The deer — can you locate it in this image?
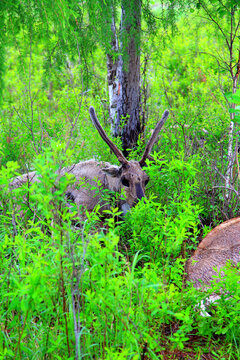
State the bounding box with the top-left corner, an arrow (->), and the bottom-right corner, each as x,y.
185,217 -> 240,315
9,106 -> 169,218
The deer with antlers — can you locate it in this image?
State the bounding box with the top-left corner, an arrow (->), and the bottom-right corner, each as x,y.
10,107 -> 169,217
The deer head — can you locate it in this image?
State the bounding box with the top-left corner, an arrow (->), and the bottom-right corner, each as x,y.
89,107 -> 169,212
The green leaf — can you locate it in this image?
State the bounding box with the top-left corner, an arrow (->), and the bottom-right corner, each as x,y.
231,94 -> 240,102
234,116 -> 240,125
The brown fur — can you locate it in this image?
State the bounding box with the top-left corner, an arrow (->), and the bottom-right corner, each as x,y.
9,106 -> 169,220
9,159 -> 149,215
186,217 -> 240,288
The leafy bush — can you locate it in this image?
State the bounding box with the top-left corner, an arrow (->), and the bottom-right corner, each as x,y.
1,7 -> 240,360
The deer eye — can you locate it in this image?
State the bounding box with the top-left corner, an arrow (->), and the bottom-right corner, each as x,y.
121,177 -> 130,187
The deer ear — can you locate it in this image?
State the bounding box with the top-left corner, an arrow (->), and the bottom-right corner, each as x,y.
102,165 -> 121,177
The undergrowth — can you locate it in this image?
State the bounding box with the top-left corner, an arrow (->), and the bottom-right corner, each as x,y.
0,149 -> 239,359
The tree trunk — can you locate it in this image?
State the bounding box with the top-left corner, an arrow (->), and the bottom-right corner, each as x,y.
225,68 -> 239,199
106,11 -> 119,135
116,0 -> 141,156
225,120 -> 234,198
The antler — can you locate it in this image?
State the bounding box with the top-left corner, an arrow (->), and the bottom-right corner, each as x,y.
139,110 -> 169,167
89,106 -> 128,166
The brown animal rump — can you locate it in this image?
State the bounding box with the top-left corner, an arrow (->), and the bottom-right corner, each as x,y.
186,217 -> 240,289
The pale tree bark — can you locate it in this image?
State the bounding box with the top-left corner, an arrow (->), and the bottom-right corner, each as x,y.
225,41 -> 240,199
106,11 -> 120,135
226,121 -> 234,194
225,79 -> 236,199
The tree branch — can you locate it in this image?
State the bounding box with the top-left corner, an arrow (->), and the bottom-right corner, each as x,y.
199,0 -> 230,49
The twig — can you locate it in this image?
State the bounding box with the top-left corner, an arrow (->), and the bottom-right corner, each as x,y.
236,141 -> 240,180
214,166 -> 239,196
28,29 -> 39,155
199,0 -> 230,49
11,203 -> 17,238
37,105 -> 44,152
64,38 -> 85,157
14,310 -> 29,360
210,185 -> 239,196
70,223 -> 90,360
161,75 -> 177,121
233,19 -> 240,43
60,230 -> 71,357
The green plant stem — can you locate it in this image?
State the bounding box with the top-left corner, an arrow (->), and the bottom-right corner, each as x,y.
60,231 -> 71,357
14,309 -> 29,360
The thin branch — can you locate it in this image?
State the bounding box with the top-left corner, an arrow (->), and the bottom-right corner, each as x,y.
235,137 -> 240,181
161,75 -> 177,122
214,165 -> 238,197
199,1 -> 230,49
14,310 -> 29,360
70,223 -> 90,360
210,185 -> 239,196
63,37 -> 85,157
233,18 -> 240,43
218,0 -> 231,13
229,7 -> 235,78
198,51 -> 227,72
37,105 -> 44,152
13,106 -> 31,132
13,105 -> 39,155
234,49 -> 240,81
60,233 -> 71,357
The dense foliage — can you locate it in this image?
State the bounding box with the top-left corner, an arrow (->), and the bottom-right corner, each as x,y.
1,1 -> 240,359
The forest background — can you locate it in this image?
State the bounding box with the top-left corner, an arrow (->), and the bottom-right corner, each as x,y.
1,0 -> 240,359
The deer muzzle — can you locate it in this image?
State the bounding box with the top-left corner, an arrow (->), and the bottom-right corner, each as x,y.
134,183 -> 145,205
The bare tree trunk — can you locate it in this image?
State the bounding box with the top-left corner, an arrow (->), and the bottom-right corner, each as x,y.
225,50 -> 240,199
226,120 -> 235,199
106,11 -> 120,135
141,54 -> 150,133
116,0 -> 141,156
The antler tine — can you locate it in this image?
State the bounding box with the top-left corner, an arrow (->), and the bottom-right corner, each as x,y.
89,106 -> 128,165
139,110 -> 169,166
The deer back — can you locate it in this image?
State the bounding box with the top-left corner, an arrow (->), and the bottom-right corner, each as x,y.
186,217 -> 240,289
10,171 -> 38,189
8,107 -> 169,218
9,160 -> 117,211
61,160 -> 121,212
